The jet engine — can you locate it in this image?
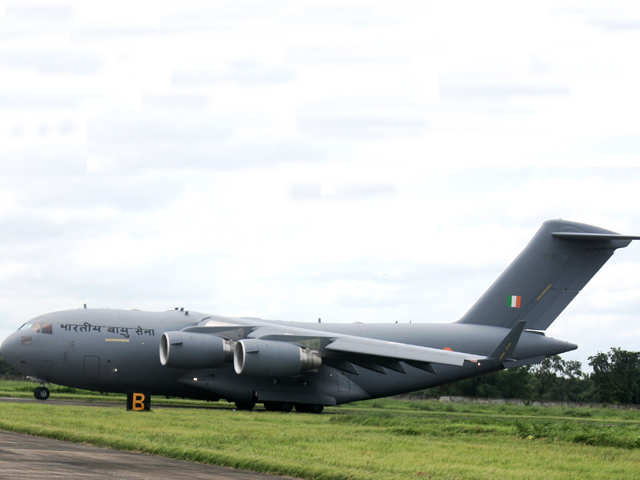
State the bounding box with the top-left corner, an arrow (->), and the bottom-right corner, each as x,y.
233,339 -> 322,377
159,331 -> 233,368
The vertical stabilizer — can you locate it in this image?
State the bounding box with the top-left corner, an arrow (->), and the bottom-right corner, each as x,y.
457,220 -> 638,330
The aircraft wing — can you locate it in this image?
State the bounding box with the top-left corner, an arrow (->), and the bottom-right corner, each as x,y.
185,317 -> 529,375
250,325 -> 487,368
183,325 -> 256,340
323,336 -> 485,367
183,317 -> 259,340
185,318 -> 488,369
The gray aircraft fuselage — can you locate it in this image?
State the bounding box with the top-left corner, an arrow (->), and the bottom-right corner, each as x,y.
0,309 -> 573,406
1,219 -> 638,410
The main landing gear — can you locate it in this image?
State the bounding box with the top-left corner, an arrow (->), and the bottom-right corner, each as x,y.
294,403 -> 323,414
34,386 -> 50,401
234,400 -> 256,411
236,400 -> 323,413
264,401 -> 293,412
263,401 -> 323,413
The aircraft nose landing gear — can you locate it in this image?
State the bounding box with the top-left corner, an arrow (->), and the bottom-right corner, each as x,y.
34,386 -> 50,401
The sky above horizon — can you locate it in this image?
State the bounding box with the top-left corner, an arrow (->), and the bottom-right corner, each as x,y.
1,1 -> 640,367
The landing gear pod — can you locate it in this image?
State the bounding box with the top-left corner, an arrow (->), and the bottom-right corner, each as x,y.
233,339 -> 321,377
159,331 -> 233,368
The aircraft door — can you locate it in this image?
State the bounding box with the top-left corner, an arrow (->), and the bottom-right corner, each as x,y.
83,355 -> 100,380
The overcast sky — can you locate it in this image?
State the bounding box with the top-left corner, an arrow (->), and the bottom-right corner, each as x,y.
1,1 -> 639,366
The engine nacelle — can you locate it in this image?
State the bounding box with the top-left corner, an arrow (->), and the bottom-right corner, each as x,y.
233,339 -> 322,377
159,331 -> 232,369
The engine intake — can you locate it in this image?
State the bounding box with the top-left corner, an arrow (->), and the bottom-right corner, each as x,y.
233,339 -> 322,377
159,331 -> 232,369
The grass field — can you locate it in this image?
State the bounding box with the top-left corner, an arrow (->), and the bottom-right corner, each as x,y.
1,381 -> 639,479
0,379 -> 215,406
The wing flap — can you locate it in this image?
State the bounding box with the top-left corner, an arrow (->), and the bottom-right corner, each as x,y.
325,337 -> 485,367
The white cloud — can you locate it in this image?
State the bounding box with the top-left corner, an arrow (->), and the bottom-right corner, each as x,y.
1,1 -> 640,365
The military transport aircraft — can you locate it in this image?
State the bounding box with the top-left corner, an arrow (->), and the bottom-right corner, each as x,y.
2,220 -> 639,413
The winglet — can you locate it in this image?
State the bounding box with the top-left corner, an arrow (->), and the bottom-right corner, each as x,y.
490,320 -> 526,363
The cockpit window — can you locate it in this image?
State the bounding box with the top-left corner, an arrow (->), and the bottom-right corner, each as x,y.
34,322 -> 53,334
18,321 -> 52,334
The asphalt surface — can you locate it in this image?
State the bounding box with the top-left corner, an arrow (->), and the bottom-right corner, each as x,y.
0,429 -> 295,480
0,397 -> 293,479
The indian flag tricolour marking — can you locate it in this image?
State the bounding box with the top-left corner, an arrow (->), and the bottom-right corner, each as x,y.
507,295 -> 522,308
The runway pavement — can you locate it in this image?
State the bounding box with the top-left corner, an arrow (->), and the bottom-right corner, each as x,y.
0,429 -> 295,480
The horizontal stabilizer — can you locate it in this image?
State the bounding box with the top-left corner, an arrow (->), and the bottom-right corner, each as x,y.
552,232 -> 640,241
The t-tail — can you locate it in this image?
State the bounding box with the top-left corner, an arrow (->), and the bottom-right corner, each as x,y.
458,219 -> 640,330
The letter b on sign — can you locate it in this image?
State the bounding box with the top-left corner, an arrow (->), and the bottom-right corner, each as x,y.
126,392 -> 151,411
132,393 -> 145,410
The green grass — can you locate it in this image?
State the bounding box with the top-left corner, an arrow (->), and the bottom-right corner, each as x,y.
0,379 -> 222,406
0,379 -> 121,399
0,384 -> 639,480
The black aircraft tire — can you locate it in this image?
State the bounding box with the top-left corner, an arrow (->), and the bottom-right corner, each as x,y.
295,403 -> 323,414
34,386 -> 50,401
235,400 -> 255,411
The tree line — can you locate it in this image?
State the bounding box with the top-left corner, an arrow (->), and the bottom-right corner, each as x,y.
1,347 -> 639,404
427,348 -> 640,404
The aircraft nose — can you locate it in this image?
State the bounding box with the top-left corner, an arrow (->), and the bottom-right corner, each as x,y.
0,333 -> 19,365
1,335 -> 9,356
